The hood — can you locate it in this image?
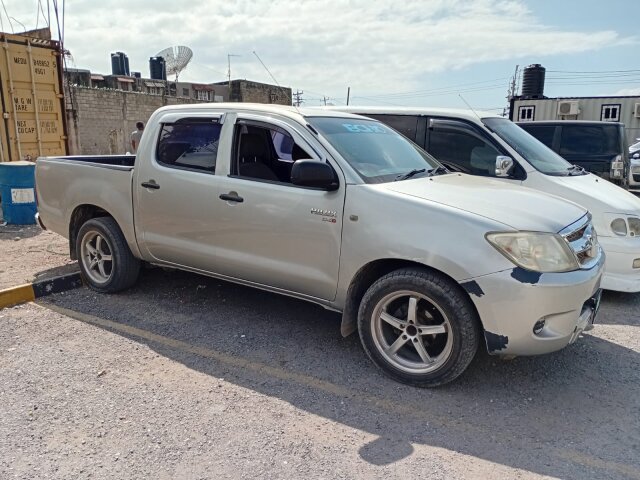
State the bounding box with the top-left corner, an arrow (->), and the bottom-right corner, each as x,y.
542,173 -> 640,214
382,173 -> 586,232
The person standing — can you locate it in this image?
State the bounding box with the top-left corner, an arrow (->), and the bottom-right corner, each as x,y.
130,122 -> 144,154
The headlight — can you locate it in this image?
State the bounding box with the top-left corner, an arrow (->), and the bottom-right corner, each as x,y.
629,217 -> 640,237
611,218 -> 628,236
486,232 -> 579,273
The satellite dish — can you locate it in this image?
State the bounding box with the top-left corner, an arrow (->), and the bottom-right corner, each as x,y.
155,46 -> 193,81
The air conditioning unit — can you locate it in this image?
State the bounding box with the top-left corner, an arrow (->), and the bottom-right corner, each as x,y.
557,100 -> 580,116
634,103 -> 640,118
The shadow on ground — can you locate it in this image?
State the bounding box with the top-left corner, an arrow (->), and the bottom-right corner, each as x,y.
39,268 -> 640,480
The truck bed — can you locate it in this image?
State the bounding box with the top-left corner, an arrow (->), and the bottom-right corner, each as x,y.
35,155 -> 137,245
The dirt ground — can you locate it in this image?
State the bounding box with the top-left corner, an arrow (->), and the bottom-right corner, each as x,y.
1,229 -> 639,479
0,225 -> 77,290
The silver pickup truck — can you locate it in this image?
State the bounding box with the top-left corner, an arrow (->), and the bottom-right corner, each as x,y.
35,104 -> 603,386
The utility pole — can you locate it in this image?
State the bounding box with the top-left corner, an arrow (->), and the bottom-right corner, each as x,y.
227,54 -> 241,89
346,87 -> 350,106
507,65 -> 519,101
293,90 -> 304,107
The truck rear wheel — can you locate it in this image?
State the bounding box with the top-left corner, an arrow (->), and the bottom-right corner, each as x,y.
358,268 -> 480,387
76,217 -> 140,293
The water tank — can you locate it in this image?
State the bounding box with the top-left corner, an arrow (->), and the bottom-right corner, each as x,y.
110,52 -> 130,76
149,57 -> 167,81
521,64 -> 546,98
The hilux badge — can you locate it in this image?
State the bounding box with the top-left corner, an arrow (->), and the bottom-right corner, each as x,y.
311,208 -> 337,218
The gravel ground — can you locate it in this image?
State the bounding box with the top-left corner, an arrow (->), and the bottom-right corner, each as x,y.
0,225 -> 77,290
1,266 -> 639,479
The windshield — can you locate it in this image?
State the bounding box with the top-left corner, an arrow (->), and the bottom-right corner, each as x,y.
307,117 -> 441,183
483,118 -> 573,175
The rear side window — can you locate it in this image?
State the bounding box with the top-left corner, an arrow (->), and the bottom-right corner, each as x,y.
156,119 -> 221,173
559,125 -> 620,156
366,114 -> 419,142
520,125 -> 556,149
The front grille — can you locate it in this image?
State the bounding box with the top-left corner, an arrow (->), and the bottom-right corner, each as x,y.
560,216 -> 600,269
633,173 -> 640,182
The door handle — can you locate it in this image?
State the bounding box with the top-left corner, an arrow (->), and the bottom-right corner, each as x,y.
141,181 -> 160,190
219,192 -> 244,203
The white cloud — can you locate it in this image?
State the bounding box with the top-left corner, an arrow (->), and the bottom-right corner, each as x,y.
2,0 -> 633,103
611,87 -> 640,96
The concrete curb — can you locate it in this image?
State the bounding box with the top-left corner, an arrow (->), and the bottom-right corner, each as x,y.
0,272 -> 82,309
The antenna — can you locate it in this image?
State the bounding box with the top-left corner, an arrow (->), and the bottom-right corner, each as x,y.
458,94 -> 482,122
253,50 -> 299,113
155,46 -> 193,81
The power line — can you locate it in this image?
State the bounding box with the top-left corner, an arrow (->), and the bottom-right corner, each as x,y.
359,77 -> 510,100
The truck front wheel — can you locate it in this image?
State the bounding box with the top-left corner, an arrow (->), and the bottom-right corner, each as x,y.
358,268 -> 480,387
76,217 -> 140,293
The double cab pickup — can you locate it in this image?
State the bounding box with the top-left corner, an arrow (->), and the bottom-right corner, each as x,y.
35,104 -> 603,386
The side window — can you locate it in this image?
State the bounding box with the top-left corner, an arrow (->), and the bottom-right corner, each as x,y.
600,104 -> 621,122
366,114 -> 419,141
156,119 -> 221,173
521,125 -> 556,149
428,121 -> 501,176
517,106 -> 535,122
234,123 -> 313,183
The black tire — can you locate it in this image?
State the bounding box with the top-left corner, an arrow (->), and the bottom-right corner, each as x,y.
358,267 -> 480,387
76,217 -> 140,293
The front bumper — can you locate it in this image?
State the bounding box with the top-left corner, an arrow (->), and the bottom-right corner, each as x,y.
463,253 -> 604,356
599,236 -> 640,292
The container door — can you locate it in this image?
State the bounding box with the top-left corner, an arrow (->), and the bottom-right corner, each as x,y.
0,33 -> 67,162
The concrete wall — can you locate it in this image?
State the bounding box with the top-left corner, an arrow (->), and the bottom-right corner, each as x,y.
65,86 -> 205,155
225,80 -> 292,105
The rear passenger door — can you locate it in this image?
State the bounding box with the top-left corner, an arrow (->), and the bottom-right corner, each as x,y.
135,114 -> 227,269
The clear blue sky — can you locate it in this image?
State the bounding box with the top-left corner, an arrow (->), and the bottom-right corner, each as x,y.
3,0 -> 638,111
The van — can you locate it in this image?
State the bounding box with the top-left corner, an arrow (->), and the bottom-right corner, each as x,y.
327,107 -> 640,293
516,121 -> 630,189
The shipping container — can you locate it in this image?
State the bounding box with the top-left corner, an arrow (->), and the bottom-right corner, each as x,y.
0,31 -> 67,162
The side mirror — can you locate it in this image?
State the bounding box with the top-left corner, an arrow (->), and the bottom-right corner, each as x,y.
291,160 -> 338,190
495,155 -> 514,177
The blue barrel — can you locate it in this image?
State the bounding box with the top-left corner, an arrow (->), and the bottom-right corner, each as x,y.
0,161 -> 37,225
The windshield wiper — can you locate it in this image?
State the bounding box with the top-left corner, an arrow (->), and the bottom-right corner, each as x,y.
395,168 -> 426,181
567,164 -> 587,176
426,166 -> 449,176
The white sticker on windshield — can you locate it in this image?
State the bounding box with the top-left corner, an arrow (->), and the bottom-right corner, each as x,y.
342,123 -> 387,133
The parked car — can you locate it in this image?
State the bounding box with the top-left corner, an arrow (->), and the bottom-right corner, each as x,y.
328,107 -> 640,292
516,120 -> 630,189
35,104 -> 603,387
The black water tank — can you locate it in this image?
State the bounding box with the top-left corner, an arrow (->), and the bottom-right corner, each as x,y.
522,64 -> 546,98
149,57 -> 167,81
110,52 -> 130,76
